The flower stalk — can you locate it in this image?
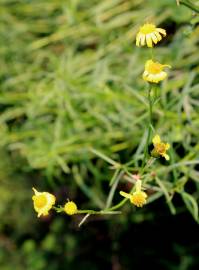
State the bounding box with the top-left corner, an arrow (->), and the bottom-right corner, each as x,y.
178,0 -> 199,12
141,85 -> 153,171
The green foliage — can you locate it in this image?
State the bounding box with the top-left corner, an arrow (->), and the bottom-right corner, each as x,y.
0,0 -> 199,269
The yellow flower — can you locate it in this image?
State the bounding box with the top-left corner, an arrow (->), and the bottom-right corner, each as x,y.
143,59 -> 171,83
64,201 -> 78,215
120,180 -> 147,207
136,23 -> 166,47
151,134 -> 170,160
32,188 -> 56,217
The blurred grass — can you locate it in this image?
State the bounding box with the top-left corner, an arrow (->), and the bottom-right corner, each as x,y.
1,0 -> 198,169
0,0 -> 199,269
0,0 -> 199,209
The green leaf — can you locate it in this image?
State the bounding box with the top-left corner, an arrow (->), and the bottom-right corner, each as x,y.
181,192 -> 199,222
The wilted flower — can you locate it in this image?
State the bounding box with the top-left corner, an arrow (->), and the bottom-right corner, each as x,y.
120,180 -> 147,207
32,188 -> 56,217
64,201 -> 78,215
151,134 -> 170,160
143,59 -> 171,83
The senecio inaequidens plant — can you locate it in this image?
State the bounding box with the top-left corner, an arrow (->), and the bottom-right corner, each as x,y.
32,15 -> 197,225
32,21 -> 172,223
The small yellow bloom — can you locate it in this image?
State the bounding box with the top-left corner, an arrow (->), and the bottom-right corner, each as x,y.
143,59 -> 171,83
120,180 -> 147,207
32,188 -> 56,217
136,23 -> 166,47
151,134 -> 170,160
64,201 -> 78,215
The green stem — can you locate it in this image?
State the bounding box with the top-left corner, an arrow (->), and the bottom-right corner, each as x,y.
78,84 -> 159,217
179,0 -> 199,12
105,86 -> 155,213
141,85 -> 153,170
155,176 -> 176,215
105,170 -> 124,208
150,48 -> 154,60
54,206 -> 121,215
100,158 -> 157,212
141,157 -> 156,175
148,86 -> 153,129
77,210 -> 121,215
107,198 -> 128,211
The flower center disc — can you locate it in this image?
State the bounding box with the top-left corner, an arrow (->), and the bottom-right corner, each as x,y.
140,24 -> 156,34
148,62 -> 162,74
130,192 -> 146,207
156,143 -> 166,154
34,195 -> 47,208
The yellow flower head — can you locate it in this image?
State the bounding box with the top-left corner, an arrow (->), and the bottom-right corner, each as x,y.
120,180 -> 147,207
136,23 -> 166,47
151,134 -> 170,160
64,201 -> 78,215
143,59 -> 171,83
32,188 -> 56,217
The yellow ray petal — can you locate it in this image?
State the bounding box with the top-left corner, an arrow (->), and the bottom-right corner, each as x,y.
136,33 -> 141,46
146,34 -> 153,47
120,191 -> 132,199
154,31 -> 162,41
151,32 -> 158,44
162,153 -> 170,160
32,187 -> 39,195
165,143 -> 170,150
152,135 -> 161,145
156,71 -> 167,81
156,28 -> 166,36
140,33 -> 145,46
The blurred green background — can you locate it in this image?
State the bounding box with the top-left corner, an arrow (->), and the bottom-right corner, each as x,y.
0,0 -> 199,269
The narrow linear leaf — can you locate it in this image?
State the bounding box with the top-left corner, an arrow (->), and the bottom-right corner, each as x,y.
181,192 -> 198,222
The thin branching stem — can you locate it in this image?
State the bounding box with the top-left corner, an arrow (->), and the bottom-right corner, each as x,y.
141,84 -> 153,171
179,0 -> 199,12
